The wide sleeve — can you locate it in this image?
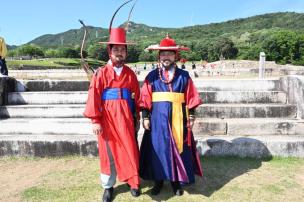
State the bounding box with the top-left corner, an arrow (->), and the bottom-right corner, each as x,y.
185,78 -> 202,109
131,74 -> 141,121
83,70 -> 103,124
140,79 -> 153,111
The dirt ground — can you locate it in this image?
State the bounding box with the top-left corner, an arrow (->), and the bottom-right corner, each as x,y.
1,156 -> 303,202
0,158 -> 88,202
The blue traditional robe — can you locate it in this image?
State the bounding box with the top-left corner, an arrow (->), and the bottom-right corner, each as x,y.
139,67 -> 203,183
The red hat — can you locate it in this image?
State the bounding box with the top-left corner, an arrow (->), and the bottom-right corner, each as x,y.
98,28 -> 135,45
146,34 -> 189,51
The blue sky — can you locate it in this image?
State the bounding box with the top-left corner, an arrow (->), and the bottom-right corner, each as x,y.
1,0 -> 304,45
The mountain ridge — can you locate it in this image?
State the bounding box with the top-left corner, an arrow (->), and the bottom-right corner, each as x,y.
26,12 -> 304,48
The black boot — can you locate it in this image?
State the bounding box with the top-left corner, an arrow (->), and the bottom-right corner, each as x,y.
170,181 -> 184,196
102,187 -> 114,202
151,180 -> 163,195
130,188 -> 140,197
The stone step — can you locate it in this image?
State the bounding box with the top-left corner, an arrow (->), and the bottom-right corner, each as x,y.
15,79 -> 281,92
1,118 -> 303,136
0,104 -> 297,119
8,91 -> 88,105
200,91 -> 286,104
196,104 -> 297,118
0,133 -> 303,157
0,118 -> 92,135
7,91 -> 287,105
0,104 -> 85,118
15,80 -> 90,92
193,118 -> 304,135
0,118 -> 303,157
196,135 -> 304,158
195,79 -> 281,91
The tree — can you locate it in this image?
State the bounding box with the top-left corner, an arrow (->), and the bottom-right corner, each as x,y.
45,49 -> 59,58
237,45 -> 262,60
196,45 -> 209,61
127,45 -> 141,63
138,51 -> 157,62
88,44 -> 108,61
17,44 -> 45,57
57,47 -> 79,58
215,38 -> 238,59
179,51 -> 201,61
293,34 -> 304,64
7,49 -> 18,57
263,30 -> 297,64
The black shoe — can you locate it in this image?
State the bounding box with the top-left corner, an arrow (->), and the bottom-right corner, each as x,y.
170,181 -> 184,196
102,187 -> 114,202
130,188 -> 140,197
151,180 -> 163,195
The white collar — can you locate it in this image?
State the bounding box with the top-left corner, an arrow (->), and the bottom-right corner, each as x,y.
113,66 -> 123,76
108,59 -> 124,76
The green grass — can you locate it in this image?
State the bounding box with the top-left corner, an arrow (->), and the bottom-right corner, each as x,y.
0,156 -> 303,202
7,58 -> 103,69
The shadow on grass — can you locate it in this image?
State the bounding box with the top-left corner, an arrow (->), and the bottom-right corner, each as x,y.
123,137 -> 273,200
195,137 -> 273,197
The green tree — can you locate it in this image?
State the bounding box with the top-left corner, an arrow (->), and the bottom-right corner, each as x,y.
238,45 -> 262,60
17,44 -> 45,57
216,37 -> 238,59
138,51 -> 157,62
293,34 -> 304,64
56,47 -> 79,58
7,49 -> 18,57
45,49 -> 58,58
263,30 -> 297,64
88,44 -> 108,61
127,45 -> 141,63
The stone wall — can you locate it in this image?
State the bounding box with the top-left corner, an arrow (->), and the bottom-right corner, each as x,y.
280,75 -> 304,119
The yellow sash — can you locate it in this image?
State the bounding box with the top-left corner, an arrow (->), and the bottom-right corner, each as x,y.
152,92 -> 185,153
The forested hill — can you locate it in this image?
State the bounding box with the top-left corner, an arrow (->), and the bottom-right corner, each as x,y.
7,12 -> 304,65
28,12 -> 304,47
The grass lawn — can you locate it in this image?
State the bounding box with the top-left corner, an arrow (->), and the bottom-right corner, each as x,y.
0,156 -> 303,202
7,58 -> 102,69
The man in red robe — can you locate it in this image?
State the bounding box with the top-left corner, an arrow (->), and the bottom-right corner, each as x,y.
140,34 -> 203,196
84,27 -> 140,202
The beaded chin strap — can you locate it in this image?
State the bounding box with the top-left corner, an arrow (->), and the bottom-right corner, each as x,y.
157,62 -> 177,84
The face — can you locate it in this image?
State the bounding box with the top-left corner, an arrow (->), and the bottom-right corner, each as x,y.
110,45 -> 127,66
159,50 -> 176,68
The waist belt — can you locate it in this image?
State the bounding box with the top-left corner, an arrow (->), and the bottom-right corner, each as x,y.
102,88 -> 135,114
152,92 -> 185,153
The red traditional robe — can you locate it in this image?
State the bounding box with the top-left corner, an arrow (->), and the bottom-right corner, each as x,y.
84,63 -> 140,188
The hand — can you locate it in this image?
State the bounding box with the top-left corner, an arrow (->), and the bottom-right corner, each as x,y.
143,119 -> 150,130
92,123 -> 103,135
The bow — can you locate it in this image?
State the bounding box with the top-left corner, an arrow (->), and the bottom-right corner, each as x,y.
79,0 -> 138,81
79,19 -> 95,81
126,0 -> 138,32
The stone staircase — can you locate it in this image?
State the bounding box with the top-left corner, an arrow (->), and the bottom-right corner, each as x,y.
0,77 -> 304,157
